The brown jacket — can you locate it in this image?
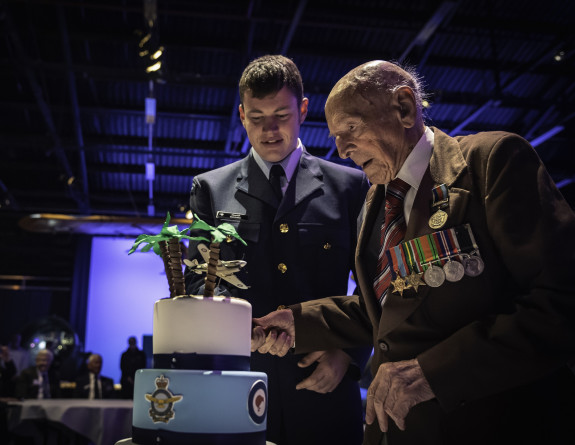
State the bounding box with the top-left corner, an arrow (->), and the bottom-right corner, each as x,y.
292,127 -> 575,445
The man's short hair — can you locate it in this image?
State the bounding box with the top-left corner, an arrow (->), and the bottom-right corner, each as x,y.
239,55 -> 304,107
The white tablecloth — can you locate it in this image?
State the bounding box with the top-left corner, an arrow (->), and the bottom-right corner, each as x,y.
8,399 -> 133,445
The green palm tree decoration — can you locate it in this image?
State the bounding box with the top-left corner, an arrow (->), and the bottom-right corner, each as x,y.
129,212 -> 246,298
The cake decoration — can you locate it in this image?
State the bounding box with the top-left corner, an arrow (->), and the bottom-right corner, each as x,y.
128,212 -> 247,298
248,380 -> 267,425
144,375 -> 182,423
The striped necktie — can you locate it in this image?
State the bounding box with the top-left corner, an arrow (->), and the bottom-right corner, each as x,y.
373,178 -> 410,306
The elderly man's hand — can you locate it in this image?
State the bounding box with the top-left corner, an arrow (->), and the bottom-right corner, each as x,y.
366,358 -> 435,432
296,349 -> 351,393
251,309 -> 295,357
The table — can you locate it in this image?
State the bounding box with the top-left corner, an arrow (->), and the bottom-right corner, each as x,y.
6,399 -> 133,445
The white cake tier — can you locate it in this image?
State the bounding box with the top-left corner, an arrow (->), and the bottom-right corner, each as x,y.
153,295 -> 252,358
132,369 -> 267,444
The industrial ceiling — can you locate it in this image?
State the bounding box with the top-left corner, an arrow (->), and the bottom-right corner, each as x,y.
1,0 -> 574,285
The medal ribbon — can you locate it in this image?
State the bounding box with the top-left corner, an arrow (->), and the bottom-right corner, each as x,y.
431,184 -> 449,209
389,225 -> 481,272
386,245 -> 409,279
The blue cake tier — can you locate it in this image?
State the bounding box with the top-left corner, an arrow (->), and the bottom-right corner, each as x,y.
132,369 -> 267,445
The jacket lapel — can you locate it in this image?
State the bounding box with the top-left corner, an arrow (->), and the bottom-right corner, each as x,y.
361,127 -> 473,336
355,184 -> 387,326
235,155 -> 279,208
276,150 -> 324,219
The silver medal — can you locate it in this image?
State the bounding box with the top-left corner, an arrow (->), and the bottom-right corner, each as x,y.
463,255 -> 484,277
423,265 -> 445,287
443,260 -> 465,282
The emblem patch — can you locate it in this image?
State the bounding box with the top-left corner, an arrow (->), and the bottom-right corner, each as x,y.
247,380 -> 267,424
145,375 -> 183,423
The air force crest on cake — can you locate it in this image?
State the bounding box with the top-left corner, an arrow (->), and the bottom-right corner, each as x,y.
145,375 -> 183,423
248,380 -> 267,425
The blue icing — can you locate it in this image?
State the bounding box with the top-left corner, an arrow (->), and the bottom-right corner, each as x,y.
133,369 -> 267,434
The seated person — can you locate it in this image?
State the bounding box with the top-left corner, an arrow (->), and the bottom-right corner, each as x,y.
15,349 -> 61,399
74,353 -> 116,399
0,345 -> 17,397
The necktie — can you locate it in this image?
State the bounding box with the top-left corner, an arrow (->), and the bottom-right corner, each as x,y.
95,376 -> 101,399
269,164 -> 285,199
373,178 -> 411,306
42,372 -> 51,399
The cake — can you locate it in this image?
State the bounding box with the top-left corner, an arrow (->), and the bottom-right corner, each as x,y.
131,295 -> 268,444
120,213 -> 268,445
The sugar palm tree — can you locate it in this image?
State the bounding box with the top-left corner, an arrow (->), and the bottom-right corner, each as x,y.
129,212 -> 246,298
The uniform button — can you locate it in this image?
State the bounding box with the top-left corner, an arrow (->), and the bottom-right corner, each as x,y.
277,263 -> 287,273
323,243 -> 331,250
379,341 -> 389,352
279,223 -> 289,233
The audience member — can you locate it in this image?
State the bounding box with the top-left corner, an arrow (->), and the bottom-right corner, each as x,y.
15,349 -> 61,399
75,353 -> 116,399
120,336 -> 146,399
7,333 -> 31,376
0,345 -> 17,397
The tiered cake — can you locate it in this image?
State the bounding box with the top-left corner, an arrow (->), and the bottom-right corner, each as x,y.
120,214 -> 267,444
130,295 -> 268,444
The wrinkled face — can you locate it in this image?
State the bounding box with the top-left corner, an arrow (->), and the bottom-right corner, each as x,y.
325,91 -> 409,185
36,351 -> 52,373
87,355 -> 103,374
239,86 -> 308,163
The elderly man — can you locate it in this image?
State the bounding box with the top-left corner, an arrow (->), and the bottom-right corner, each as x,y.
15,349 -> 60,399
252,60 -> 575,445
75,353 -> 116,399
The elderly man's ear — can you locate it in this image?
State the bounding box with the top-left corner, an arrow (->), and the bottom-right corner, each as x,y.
395,86 -> 417,129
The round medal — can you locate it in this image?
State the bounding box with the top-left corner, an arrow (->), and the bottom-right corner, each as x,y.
428,209 -> 448,229
423,265 -> 445,287
443,260 -> 465,282
463,255 -> 485,277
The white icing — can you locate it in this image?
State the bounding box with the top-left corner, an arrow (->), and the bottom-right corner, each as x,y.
153,295 -> 252,357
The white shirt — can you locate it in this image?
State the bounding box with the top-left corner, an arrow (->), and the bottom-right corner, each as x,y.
89,372 -> 102,399
251,140 -> 303,195
393,126 -> 434,225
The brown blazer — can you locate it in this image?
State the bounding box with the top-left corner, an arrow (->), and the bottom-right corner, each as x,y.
292,127 -> 575,445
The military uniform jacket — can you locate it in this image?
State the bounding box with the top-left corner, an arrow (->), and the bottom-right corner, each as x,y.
185,148 -> 371,445
292,127 -> 575,445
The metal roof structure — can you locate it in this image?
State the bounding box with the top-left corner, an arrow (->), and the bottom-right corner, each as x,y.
1,0 -> 574,284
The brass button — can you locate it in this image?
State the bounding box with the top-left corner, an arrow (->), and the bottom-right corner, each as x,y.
277,263 -> 287,273
279,223 -> 289,233
323,243 -> 331,250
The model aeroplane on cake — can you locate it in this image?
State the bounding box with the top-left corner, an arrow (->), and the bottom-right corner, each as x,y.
183,243 -> 248,289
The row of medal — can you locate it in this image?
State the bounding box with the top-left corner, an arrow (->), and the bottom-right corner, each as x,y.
387,223 -> 484,295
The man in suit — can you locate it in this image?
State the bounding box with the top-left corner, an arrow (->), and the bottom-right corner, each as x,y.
75,353 -> 116,399
15,349 -> 61,399
120,336 -> 146,399
185,54 -> 371,445
0,345 -> 17,397
252,60 -> 575,445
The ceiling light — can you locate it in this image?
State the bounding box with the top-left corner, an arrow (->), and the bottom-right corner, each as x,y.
152,47 -> 164,60
146,61 -> 162,73
554,50 -> 565,62
139,33 -> 151,48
